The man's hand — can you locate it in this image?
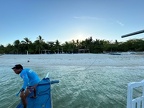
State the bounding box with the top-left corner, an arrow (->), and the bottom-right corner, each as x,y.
20,88 -> 25,92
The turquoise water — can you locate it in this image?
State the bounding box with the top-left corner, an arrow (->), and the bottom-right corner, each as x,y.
0,54 -> 144,108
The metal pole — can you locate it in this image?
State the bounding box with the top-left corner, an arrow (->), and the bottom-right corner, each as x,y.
121,30 -> 144,38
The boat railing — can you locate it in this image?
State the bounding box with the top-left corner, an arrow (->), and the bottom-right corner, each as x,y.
127,80 -> 144,108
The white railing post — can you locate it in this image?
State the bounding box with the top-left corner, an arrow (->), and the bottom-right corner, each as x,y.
127,81 -> 144,108
127,83 -> 133,108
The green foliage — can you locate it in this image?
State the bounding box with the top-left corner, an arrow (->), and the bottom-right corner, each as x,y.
1,36 -> 144,54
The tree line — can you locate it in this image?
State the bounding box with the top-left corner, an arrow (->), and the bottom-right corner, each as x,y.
0,35 -> 144,54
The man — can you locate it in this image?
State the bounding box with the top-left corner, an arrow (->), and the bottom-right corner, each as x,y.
12,64 -> 40,108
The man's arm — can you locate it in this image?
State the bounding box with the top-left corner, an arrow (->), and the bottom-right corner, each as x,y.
21,73 -> 29,90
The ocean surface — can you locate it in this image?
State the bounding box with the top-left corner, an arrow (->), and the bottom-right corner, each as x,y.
0,54 -> 144,108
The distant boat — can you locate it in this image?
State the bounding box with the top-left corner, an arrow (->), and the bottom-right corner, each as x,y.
133,52 -> 144,55
109,52 -> 121,55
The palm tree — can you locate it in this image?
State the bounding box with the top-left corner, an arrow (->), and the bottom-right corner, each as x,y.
21,37 -> 31,54
5,44 -> 14,54
13,40 -> 20,54
68,40 -> 75,53
37,35 -> 44,43
21,37 -> 31,44
46,41 -> 55,53
76,39 -> 80,47
35,35 -> 44,54
0,45 -> 5,54
55,40 -> 60,53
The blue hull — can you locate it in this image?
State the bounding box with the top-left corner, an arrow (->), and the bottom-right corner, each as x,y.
16,78 -> 59,108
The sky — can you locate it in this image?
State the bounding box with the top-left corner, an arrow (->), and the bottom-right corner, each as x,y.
0,0 -> 144,46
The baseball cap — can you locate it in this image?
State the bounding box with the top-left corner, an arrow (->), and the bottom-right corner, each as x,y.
12,64 -> 23,69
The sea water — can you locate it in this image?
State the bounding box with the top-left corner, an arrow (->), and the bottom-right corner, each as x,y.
0,54 -> 144,108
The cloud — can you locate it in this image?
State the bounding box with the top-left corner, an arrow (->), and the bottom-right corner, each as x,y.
74,16 -> 125,27
73,16 -> 100,20
116,20 -> 124,26
109,18 -> 125,26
